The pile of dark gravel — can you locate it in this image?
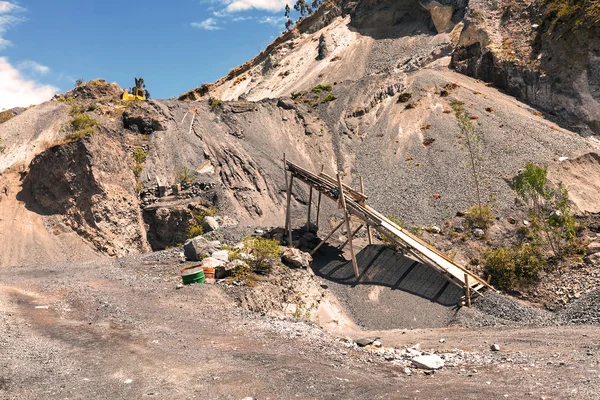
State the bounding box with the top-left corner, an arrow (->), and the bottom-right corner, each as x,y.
559,288 -> 600,325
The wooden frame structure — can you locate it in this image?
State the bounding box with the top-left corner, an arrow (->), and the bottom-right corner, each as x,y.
283,158 -> 495,301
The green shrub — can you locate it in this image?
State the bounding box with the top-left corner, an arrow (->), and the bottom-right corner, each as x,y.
321,94 -> 337,103
243,236 -> 282,273
66,127 -> 94,141
133,163 -> 143,177
176,167 -> 196,184
70,113 -> 98,131
132,147 -> 148,164
483,243 -> 544,290
190,206 -> 218,225
0,136 -> 5,153
231,261 -> 252,279
87,103 -> 97,112
311,84 -> 332,93
186,224 -> 204,239
210,98 -> 222,110
465,204 -> 495,229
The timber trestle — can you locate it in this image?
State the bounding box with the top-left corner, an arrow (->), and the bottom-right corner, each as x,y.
283,158 -> 495,302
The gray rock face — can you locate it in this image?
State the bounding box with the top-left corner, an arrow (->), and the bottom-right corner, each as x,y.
411,355 -> 445,370
316,33 -> 328,60
184,237 -> 219,261
281,248 -> 313,268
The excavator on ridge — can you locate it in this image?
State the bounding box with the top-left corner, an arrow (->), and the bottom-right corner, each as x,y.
122,77 -> 149,101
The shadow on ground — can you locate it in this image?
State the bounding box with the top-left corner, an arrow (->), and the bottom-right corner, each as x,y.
312,244 -> 464,330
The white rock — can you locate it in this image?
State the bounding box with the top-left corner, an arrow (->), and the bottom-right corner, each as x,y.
439,338 -> 446,343
412,355 -> 445,370
372,340 -> 382,348
490,344 -> 501,351
212,250 -> 230,262
202,216 -> 220,233
201,257 -> 225,269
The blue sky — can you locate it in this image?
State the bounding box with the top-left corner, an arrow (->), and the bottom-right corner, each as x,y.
0,0 -> 293,109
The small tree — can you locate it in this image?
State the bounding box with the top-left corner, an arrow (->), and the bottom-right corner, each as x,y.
451,99 -> 487,226
75,78 -> 83,87
513,162 -> 577,257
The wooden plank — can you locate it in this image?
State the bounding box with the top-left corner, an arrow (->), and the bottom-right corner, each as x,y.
360,176 -> 373,245
285,175 -> 294,247
316,165 -> 324,227
337,173 -> 359,278
307,185 -> 313,231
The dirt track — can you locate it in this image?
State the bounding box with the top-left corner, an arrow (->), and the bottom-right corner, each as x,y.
1,251 -> 599,399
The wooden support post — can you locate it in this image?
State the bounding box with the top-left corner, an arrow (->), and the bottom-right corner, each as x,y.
283,153 -> 289,232
360,176 -> 373,245
339,224 -> 364,250
315,165 -> 324,228
310,220 -> 345,255
464,273 -> 471,307
307,185 -> 313,231
285,175 -> 294,247
337,173 -> 359,278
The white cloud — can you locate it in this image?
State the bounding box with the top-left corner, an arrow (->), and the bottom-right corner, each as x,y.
225,0 -> 290,12
17,60 -> 50,75
0,1 -> 24,14
0,57 -> 58,109
259,15 -> 286,26
0,2 -> 25,49
191,18 -> 222,30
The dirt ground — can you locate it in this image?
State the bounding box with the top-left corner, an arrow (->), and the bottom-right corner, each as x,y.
1,250 -> 599,400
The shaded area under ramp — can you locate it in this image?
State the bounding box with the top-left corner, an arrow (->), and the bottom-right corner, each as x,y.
313,245 -> 464,329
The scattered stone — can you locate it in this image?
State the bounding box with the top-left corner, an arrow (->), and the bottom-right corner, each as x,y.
472,228 -> 485,239
403,367 -> 413,376
202,216 -> 220,233
439,338 -> 446,343
212,250 -> 230,262
355,337 -> 377,347
255,229 -> 264,234
281,248 -> 312,268
412,355 -> 445,370
201,257 -> 225,269
372,340 -> 382,348
176,284 -> 184,290
523,220 -> 530,226
428,225 -> 441,234
183,237 -> 219,261
491,344 -> 501,352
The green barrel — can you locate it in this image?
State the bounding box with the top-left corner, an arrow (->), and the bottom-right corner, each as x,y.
181,267 -> 205,285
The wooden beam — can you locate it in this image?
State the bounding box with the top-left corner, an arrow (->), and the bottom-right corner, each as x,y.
360,176 -> 373,245
283,153 -> 289,232
285,174 -> 294,247
337,173 -> 359,278
464,273 -> 471,307
339,224 -> 364,250
307,185 -> 313,231
310,220 -> 345,255
315,165 -> 324,227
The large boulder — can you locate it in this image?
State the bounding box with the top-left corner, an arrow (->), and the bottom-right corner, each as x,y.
202,216 -> 220,233
183,237 -> 219,261
281,248 -> 313,269
411,355 -> 445,370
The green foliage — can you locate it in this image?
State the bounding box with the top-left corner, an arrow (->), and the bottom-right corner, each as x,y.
132,147 -> 148,164
243,236 -> 282,273
136,181 -> 143,193
483,244 -> 544,290
176,166 -> 196,184
231,261 -> 252,279
311,84 -> 332,93
451,99 -> 487,224
291,91 -> 306,100
321,94 -> 337,103
66,127 -> 94,141
70,113 -> 98,132
186,225 -> 204,239
465,204 -> 495,229
0,136 -> 5,153
75,78 -> 83,87
544,0 -> 600,32
87,103 -> 97,112
513,162 -> 579,258
210,98 -> 223,110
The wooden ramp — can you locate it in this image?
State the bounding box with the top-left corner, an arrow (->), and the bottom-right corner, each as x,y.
284,160 -> 495,301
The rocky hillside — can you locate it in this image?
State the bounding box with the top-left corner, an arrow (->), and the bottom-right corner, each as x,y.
1,0 -> 599,266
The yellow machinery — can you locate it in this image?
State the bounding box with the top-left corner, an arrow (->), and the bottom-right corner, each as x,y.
122,87 -> 146,101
